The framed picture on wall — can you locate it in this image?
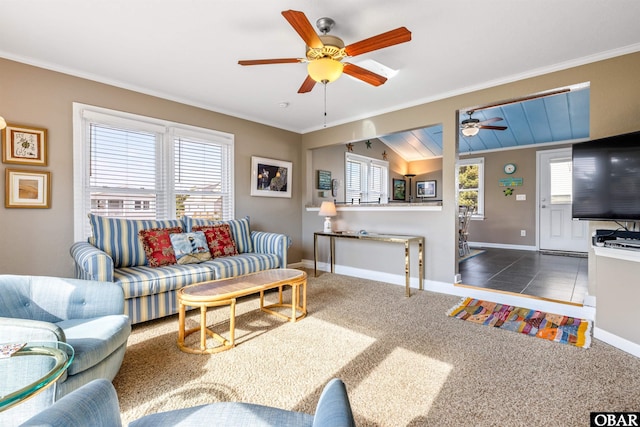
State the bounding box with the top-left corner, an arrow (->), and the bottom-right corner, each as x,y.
416,180 -> 437,198
5,168 -> 51,208
392,178 -> 406,201
2,124 -> 48,166
317,170 -> 331,190
250,156 -> 292,198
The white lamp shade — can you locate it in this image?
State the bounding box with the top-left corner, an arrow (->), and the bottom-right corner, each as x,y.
0,116 -> 6,130
318,201 -> 337,217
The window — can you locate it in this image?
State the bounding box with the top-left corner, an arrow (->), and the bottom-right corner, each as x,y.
457,157 -> 484,215
345,152 -> 389,204
73,104 -> 234,241
549,158 -> 572,204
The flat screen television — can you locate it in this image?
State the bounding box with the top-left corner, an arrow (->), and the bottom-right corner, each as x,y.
572,130 -> 640,221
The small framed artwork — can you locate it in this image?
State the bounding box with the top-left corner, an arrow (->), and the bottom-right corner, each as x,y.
416,180 -> 437,198
251,156 -> 292,198
317,170 -> 331,190
392,178 -> 406,201
2,124 -> 48,166
5,169 -> 51,208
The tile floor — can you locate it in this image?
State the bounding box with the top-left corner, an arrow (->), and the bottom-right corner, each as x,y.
458,247 -> 588,304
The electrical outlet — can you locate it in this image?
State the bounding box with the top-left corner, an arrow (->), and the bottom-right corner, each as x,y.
520,230 -> 526,237
516,194 -> 526,201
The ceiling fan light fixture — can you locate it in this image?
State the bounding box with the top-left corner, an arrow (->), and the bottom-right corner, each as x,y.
308,58 -> 344,83
461,126 -> 480,137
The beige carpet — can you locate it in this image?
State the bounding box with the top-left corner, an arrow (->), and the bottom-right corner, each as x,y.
113,270 -> 640,426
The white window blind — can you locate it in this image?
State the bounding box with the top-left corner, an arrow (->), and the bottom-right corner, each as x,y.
73,103 -> 234,241
550,158 -> 573,204
345,152 -> 388,204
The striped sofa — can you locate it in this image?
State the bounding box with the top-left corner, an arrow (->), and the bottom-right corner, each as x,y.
70,215 -> 289,324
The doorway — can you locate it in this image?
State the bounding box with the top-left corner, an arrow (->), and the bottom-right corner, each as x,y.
537,148 -> 589,253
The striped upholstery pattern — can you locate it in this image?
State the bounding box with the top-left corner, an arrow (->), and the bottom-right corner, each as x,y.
251,230 -> 289,268
89,214 -> 183,268
115,263 -> 216,299
184,216 -> 253,253
71,241 -> 114,282
207,253 -> 280,279
124,291 -> 182,325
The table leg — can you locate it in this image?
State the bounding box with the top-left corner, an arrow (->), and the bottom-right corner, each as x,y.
419,238 -> 424,290
178,300 -> 185,346
229,298 -> 236,346
291,284 -> 298,322
199,305 -> 207,351
405,240 -> 410,297
330,236 -> 335,273
314,233 -> 318,277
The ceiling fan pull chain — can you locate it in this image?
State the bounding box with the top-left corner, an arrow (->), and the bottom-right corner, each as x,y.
323,82 -> 328,128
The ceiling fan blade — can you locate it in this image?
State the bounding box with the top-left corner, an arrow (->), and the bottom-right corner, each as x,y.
238,58 -> 304,66
344,27 -> 411,57
298,75 -> 317,93
343,63 -> 387,86
479,125 -> 508,131
477,117 -> 503,126
282,10 -> 323,49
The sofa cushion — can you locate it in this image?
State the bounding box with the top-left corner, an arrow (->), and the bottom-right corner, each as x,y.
193,224 -> 238,257
169,231 -> 212,265
115,264 -> 217,299
56,315 -> 131,376
205,253 -> 280,279
184,216 -> 253,254
89,214 -> 183,268
139,227 -> 183,267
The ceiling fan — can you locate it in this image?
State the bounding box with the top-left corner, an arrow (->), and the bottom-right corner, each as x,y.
460,111 -> 507,137
238,10 -> 411,93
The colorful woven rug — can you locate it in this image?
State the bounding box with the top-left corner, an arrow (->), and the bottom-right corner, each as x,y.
447,297 -> 592,348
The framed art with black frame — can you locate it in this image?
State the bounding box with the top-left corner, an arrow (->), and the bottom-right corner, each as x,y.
392,178 -> 406,201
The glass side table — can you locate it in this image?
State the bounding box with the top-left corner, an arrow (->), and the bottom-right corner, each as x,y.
0,342 -> 74,412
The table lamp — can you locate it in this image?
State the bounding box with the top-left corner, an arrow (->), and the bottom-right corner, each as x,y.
318,201 -> 337,233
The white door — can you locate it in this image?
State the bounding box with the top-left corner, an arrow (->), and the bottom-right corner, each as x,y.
538,148 -> 589,252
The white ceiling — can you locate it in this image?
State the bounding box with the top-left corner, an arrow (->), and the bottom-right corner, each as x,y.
2,1 -> 640,134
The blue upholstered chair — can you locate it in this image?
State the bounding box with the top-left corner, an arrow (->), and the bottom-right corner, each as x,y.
20,377 -> 356,427
0,275 -> 131,426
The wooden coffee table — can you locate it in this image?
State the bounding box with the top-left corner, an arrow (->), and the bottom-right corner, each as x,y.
177,269 -> 307,354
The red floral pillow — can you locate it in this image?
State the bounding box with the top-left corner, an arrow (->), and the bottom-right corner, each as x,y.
193,224 -> 238,258
139,226 -> 183,267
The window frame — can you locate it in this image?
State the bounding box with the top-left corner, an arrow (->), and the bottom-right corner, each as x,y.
456,156 -> 485,216
344,152 -> 389,204
72,103 -> 234,241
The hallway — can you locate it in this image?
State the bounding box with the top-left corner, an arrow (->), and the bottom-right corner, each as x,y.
458,247 -> 588,305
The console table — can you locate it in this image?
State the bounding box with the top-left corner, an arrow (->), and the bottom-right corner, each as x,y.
313,231 -> 424,297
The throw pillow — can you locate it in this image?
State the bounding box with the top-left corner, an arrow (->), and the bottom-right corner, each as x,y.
138,226 -> 183,267
169,231 -> 212,265
183,216 -> 253,254
193,224 -> 238,257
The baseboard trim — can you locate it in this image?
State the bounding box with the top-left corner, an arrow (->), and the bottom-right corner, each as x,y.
594,327 -> 640,358
468,242 -> 538,251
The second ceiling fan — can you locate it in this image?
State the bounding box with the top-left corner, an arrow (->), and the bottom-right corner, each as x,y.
238,10 -> 412,93
460,111 -> 507,137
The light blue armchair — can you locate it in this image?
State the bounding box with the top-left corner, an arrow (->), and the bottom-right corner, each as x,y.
20,378 -> 356,427
0,275 -> 131,425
